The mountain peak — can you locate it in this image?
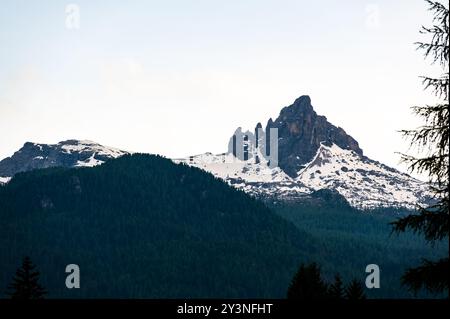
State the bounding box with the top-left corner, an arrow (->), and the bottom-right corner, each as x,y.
58,139 -> 97,145
226,96 -> 363,177
268,96 -> 363,177
293,95 -> 312,108
279,95 -> 314,118
294,94 -> 311,102
0,139 -> 128,178
297,143 -> 430,208
174,94 -> 431,209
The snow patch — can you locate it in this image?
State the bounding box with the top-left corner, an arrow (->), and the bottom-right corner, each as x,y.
296,143 -> 431,209
75,153 -> 105,167
175,143 -> 432,210
0,176 -> 11,184
60,140 -> 127,158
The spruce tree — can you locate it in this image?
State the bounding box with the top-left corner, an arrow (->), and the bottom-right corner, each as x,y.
392,0 -> 449,294
344,279 -> 366,300
328,274 -> 345,299
287,263 -> 328,299
6,256 -> 47,299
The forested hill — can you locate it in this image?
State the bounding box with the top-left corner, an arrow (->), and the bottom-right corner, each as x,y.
0,153 -> 313,298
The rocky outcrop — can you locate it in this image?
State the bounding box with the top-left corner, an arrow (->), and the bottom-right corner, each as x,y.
229,95 -> 363,177
0,140 -> 128,178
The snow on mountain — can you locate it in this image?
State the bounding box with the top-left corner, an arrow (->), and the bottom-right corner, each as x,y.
0,139 -> 129,179
75,153 -> 105,167
175,144 -> 432,209
296,143 -> 431,208
174,95 -> 433,210
61,140 -> 126,158
174,151 -> 312,202
0,137 -> 432,209
0,176 -> 11,185
0,93 -> 433,210
175,151 -> 289,183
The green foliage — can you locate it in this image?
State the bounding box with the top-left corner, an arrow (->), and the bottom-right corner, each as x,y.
393,0 -> 449,295
273,201 -> 448,298
6,256 -> 47,299
345,279 -> 366,300
328,274 -> 345,299
0,154 -> 312,298
287,262 -> 365,300
0,154 -> 447,298
401,258 -> 449,294
287,263 -> 328,299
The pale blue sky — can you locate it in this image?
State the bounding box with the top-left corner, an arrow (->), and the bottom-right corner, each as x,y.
0,0 -> 445,177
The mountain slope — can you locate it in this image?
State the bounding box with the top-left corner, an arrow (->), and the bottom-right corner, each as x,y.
272,200 -> 448,298
0,139 -> 127,179
0,96 -> 433,209
173,152 -> 312,203
296,143 -> 430,208
265,95 -> 363,177
0,154 -> 311,298
178,95 -> 432,209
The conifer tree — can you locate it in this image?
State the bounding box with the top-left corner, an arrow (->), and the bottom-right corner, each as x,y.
328,273 -> 345,299
344,279 -> 366,300
392,0 -> 449,294
287,263 -> 328,299
6,256 -> 47,299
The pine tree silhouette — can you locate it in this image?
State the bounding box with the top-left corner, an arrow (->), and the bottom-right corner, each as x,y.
392,0 -> 449,295
328,274 -> 345,299
344,279 -> 366,300
287,263 -> 328,299
6,256 -> 47,299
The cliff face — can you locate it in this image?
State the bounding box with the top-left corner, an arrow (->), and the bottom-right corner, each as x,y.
229,95 -> 363,177
189,95 -> 430,209
0,140 -> 127,178
268,95 -> 362,177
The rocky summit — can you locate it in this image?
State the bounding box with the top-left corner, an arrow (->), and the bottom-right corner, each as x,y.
267,95 -> 363,177
0,96 -> 433,209
0,140 -> 128,179
177,95 -> 432,209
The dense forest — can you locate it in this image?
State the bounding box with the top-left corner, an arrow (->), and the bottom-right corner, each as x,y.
0,154 -> 313,298
272,191 -> 448,298
0,155 -> 447,298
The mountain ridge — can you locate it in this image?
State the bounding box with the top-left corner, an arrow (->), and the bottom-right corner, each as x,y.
267,95 -> 363,176
0,153 -> 310,297
0,95 -> 433,209
179,95 -> 432,209
0,139 -> 128,178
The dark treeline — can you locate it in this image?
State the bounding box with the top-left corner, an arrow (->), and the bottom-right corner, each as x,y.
273,198 -> 448,298
287,263 -> 366,300
0,154 -> 312,298
0,154 -> 447,298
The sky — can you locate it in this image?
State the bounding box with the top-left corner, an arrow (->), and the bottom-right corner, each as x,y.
0,0 -> 445,178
